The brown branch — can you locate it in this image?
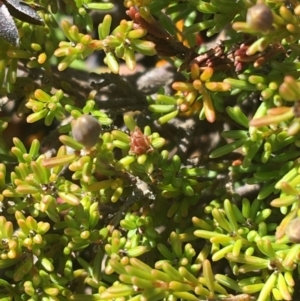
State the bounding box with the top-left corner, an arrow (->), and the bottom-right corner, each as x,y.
15,61 -> 177,113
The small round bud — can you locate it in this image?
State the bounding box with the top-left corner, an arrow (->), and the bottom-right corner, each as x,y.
285,217 -> 300,243
71,115 -> 101,148
246,3 -> 273,32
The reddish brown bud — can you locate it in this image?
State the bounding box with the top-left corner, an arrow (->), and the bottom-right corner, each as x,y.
129,127 -> 153,155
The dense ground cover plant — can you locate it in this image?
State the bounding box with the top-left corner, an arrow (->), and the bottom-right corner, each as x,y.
1,0 -> 300,300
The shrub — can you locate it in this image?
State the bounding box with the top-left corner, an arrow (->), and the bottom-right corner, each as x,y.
0,0 -> 300,300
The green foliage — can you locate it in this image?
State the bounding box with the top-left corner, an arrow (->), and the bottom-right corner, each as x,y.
1,0 -> 300,300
